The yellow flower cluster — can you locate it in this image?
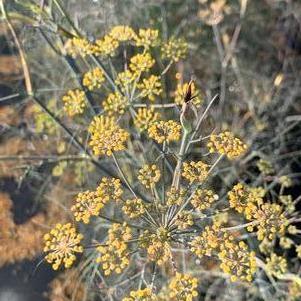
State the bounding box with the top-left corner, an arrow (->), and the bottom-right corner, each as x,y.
174,211 -> 194,230
71,190 -> 104,224
102,92 -> 128,116
190,222 -> 221,257
82,67 -> 105,91
148,120 -> 181,143
227,183 -> 264,217
256,159 -> 274,175
182,161 -> 210,184
122,288 -> 157,301
161,37 -> 188,62
66,37 -> 95,57
134,108 -> 160,132
135,28 -> 159,49
122,198 -> 145,218
97,223 -> 132,275
96,177 -> 123,203
138,164 -> 161,188
95,35 -> 119,56
168,273 -> 198,301
139,228 -> 172,265
110,25 -> 137,42
88,116 -> 129,156
249,203 -> 287,241
218,234 -> 257,282
207,131 -> 247,159
62,89 -> 86,117
191,188 -> 219,211
130,53 -> 155,74
44,223 -> 83,270
137,75 -> 162,101
115,70 -> 136,91
166,187 -> 185,206
266,253 -> 287,277
174,82 -> 202,106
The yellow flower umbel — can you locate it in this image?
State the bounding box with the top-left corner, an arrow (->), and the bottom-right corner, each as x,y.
122,198 -> 145,218
102,92 -> 128,116
138,164 -> 161,188
182,161 -> 210,184
249,203 -> 287,241
66,37 -> 95,57
207,131 -> 247,159
134,108 -> 160,132
227,183 -> 264,218
71,190 -> 104,224
115,70 -> 136,92
82,67 -> 105,91
191,189 -> 219,211
161,37 -> 188,62
148,120 -> 181,144
174,211 -> 194,230
130,53 -> 155,74
137,75 -> 162,101
139,228 -> 172,265
43,223 -> 83,270
62,89 -> 86,117
190,222 -> 221,257
266,253 -> 287,277
95,35 -> 119,56
122,288 -> 157,301
96,177 -> 123,203
174,82 -> 202,106
135,28 -> 159,49
109,25 -> 136,42
88,116 -> 129,156
168,273 -> 198,301
166,187 -> 186,206
97,223 -> 132,275
218,234 -> 257,282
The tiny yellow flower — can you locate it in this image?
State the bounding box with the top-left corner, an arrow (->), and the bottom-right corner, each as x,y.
207,131 -> 247,159
62,89 -> 86,117
148,120 -> 181,144
43,223 -> 83,270
135,28 -> 159,49
82,67 -> 105,91
138,164 -> 161,188
134,107 -> 160,132
137,75 -> 162,101
88,116 -> 129,156
130,53 -> 155,74
182,161 -> 210,184
161,37 -> 188,62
